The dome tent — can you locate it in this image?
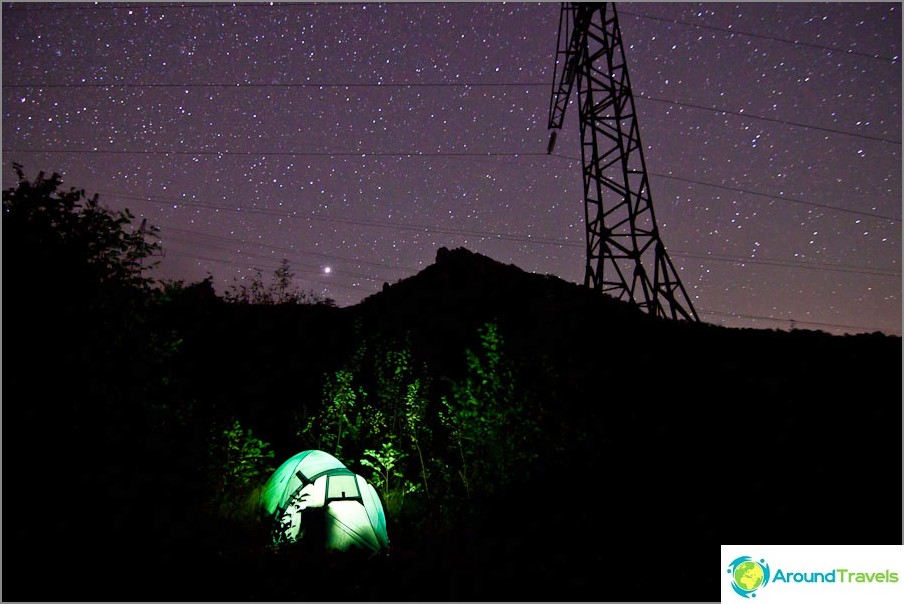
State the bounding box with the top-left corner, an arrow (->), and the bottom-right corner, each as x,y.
260,450 -> 389,554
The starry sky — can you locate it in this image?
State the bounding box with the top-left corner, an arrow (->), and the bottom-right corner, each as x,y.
3,1 -> 901,335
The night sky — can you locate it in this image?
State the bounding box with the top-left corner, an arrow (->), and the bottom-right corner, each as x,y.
3,1 -> 901,336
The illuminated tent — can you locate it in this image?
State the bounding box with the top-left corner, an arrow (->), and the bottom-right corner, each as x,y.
259,450 -> 389,554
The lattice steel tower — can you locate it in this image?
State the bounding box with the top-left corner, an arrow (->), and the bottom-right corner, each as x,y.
547,2 -> 699,321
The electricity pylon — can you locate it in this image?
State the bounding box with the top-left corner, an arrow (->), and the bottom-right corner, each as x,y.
548,2 -> 699,321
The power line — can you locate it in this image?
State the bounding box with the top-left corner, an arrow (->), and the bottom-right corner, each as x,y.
96,188 -> 902,280
164,215 -> 900,278
162,240 -> 901,334
646,171 -> 902,223
93,188 -> 574,244
1,2 -> 353,11
157,230 -> 394,291
6,149 -> 899,223
550,155 -> 901,222
126,194 -> 901,332
674,249 -> 900,278
163,235 -> 386,283
165,242 -> 900,334
7,82 -> 896,146
697,308 -> 901,335
159,229 -> 419,282
162,248 -> 375,294
164,244 -> 900,334
160,228 -> 900,333
5,0 -> 897,68
117,190 -> 574,247
3,148 -> 553,159
636,94 -> 902,145
165,210 -> 899,278
5,3 -> 897,149
158,223 -> 422,272
3,82 -> 550,89
7,84 -> 896,147
618,9 -> 900,64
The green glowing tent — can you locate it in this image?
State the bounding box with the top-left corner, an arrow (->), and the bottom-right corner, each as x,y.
260,450 -> 389,555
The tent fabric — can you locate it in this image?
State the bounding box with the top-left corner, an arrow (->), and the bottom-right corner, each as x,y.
259,449 -> 347,516
260,450 -> 389,555
324,501 -> 381,552
358,476 -> 389,551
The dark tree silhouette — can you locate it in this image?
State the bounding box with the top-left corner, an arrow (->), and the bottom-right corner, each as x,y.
3,164 -> 175,600
3,162 -> 159,299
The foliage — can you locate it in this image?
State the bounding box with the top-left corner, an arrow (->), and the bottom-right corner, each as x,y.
439,322 -> 520,495
360,439 -> 419,516
438,394 -> 471,498
302,367 -> 364,458
404,378 -> 431,498
298,339 -> 436,517
360,440 -> 405,491
3,163 -> 170,439
209,418 -> 277,520
2,162 -> 160,296
296,323 -> 540,524
224,258 -> 334,305
157,275 -> 221,306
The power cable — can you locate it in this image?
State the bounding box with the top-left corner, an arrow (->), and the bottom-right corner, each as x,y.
0,2 -> 394,11
6,83 -> 897,146
97,188 -> 573,246
636,94 -> 902,145
647,171 -> 902,223
549,155 -> 901,222
2,148 -> 553,159
163,248 -> 375,294
158,223 -> 422,272
618,9 -> 900,64
162,215 -> 900,278
674,249 -> 900,278
95,188 -> 902,279
3,82 -> 550,89
161,232 -> 389,282
163,244 -> 901,334
164,248 -> 900,334
6,0 -> 897,67
697,308 -> 901,335
161,231 -> 413,284
5,149 -> 898,223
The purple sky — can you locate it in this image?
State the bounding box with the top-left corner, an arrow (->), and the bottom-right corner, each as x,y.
3,2 -> 901,335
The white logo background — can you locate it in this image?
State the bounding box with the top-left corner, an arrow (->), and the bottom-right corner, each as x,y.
721,545 -> 904,604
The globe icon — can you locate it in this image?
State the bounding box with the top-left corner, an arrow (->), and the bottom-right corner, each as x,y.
733,560 -> 765,592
